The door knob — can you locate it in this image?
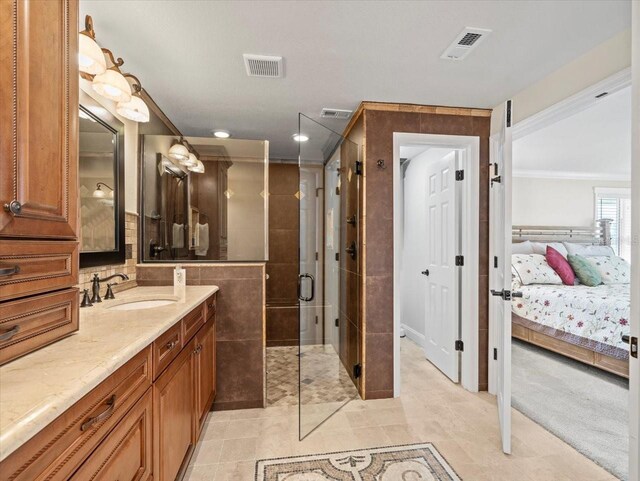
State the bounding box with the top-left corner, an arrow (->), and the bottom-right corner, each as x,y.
421,269 -> 429,276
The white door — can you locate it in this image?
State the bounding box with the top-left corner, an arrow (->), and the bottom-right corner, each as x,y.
630,3 -> 640,479
299,167 -> 322,345
489,100 -> 513,455
423,151 -> 459,382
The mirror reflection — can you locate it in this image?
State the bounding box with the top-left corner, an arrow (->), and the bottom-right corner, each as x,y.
142,136 -> 268,262
79,106 -> 118,253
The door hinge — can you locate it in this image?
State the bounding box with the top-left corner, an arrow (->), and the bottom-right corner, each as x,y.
335,186 -> 340,196
315,315 -> 318,325
455,340 -> 464,352
353,363 -> 362,379
623,335 -> 638,359
315,252 -> 319,261
455,255 -> 464,266
493,348 -> 498,361
335,252 -> 340,262
494,256 -> 498,268
455,170 -> 464,181
506,99 -> 512,128
490,175 -> 501,187
355,161 -> 363,176
335,318 -> 339,327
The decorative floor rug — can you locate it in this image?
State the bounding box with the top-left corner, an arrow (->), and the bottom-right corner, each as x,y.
255,443 -> 461,481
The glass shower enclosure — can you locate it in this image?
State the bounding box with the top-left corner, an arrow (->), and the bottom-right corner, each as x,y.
298,114 -> 361,439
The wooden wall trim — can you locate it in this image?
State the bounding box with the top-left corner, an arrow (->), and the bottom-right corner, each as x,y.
342,101 -> 492,139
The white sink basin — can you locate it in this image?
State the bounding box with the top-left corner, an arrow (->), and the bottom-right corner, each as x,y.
107,298 -> 178,311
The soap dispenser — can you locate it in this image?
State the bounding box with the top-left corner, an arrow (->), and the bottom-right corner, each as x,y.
174,264 -> 186,299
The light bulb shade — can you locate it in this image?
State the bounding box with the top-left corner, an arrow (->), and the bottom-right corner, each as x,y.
180,153 -> 198,167
116,95 -> 150,122
92,68 -> 132,103
168,142 -> 190,162
93,186 -> 106,198
189,160 -> 205,173
79,33 -> 107,75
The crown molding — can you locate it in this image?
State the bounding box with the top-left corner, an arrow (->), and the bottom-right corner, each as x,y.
513,169 -> 631,181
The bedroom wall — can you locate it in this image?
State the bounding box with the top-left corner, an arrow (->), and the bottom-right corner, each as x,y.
492,29 -> 631,133
512,177 -> 631,226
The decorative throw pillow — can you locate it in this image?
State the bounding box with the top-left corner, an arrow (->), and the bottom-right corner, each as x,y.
564,243 -> 614,257
585,255 -> 631,284
567,254 -> 602,286
511,254 -> 563,285
546,246 -> 575,285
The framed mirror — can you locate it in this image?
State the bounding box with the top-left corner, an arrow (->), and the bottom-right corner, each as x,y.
78,93 -> 125,268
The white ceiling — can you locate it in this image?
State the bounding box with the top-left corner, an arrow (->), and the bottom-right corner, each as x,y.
513,86 -> 631,180
80,0 -> 630,159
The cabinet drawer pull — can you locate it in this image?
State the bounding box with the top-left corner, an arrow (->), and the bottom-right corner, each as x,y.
3,200 -> 21,215
0,325 -> 20,342
81,394 -> 116,431
165,339 -> 178,350
0,265 -> 20,277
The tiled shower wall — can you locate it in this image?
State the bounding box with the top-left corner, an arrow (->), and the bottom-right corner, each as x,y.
77,212 -> 139,294
266,163 -> 299,347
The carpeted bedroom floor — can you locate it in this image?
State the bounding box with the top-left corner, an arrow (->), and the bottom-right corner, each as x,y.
512,339 -> 629,481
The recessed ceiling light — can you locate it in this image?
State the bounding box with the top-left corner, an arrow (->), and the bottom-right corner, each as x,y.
293,134 -> 309,142
213,130 -> 230,139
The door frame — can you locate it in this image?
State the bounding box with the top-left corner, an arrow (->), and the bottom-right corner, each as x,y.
393,133 -> 480,395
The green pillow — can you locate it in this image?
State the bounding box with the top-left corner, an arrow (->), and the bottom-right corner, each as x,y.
567,254 -> 602,286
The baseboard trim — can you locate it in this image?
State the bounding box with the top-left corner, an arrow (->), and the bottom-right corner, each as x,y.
401,324 -> 425,347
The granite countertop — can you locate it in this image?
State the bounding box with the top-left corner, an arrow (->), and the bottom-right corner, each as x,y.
0,285 -> 218,462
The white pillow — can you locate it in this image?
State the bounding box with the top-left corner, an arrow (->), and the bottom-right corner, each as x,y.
585,256 -> 630,284
564,243 -> 614,257
531,242 -> 568,258
512,241 -> 534,254
511,254 -> 563,285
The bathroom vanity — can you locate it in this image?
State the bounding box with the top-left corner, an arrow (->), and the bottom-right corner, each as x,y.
0,285 -> 218,481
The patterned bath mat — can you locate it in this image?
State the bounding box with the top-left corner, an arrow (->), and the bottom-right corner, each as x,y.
255,443 -> 461,480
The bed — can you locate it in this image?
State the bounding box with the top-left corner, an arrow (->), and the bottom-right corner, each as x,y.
511,221 -> 630,378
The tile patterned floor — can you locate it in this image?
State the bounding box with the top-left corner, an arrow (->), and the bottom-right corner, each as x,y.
185,339 -> 620,481
266,345 -> 359,407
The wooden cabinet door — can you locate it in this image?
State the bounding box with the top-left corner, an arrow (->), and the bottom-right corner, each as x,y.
194,320 -> 216,436
0,0 -> 79,239
153,339 -> 195,481
69,389 -> 153,481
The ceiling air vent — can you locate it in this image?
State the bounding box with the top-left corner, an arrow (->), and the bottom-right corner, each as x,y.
320,108 -> 353,120
440,27 -> 492,61
243,54 -> 283,78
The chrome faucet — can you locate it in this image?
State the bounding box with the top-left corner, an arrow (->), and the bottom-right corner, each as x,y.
91,273 -> 129,303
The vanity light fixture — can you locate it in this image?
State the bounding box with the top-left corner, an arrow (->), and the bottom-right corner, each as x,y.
189,160 -> 205,174
168,139 -> 190,163
293,133 -> 309,142
79,15 -> 149,122
181,153 -> 199,168
93,182 -> 114,199
213,130 -> 230,139
79,16 -> 107,75
116,74 -> 150,122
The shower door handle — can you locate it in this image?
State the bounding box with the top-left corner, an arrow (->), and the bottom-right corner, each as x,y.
297,273 -> 315,302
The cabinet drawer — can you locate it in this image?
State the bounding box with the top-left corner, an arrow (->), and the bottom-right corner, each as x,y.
0,347 -> 152,481
183,303 -> 205,342
0,240 -> 78,301
153,321 -> 183,379
205,292 -> 217,323
70,389 -> 153,481
0,288 -> 79,365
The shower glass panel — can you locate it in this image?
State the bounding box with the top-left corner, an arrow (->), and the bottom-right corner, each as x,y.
298,114 -> 361,439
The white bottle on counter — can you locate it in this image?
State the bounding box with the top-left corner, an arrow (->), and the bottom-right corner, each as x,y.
174,264 -> 186,300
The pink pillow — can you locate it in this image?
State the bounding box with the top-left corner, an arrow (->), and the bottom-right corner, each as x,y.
546,246 -> 575,285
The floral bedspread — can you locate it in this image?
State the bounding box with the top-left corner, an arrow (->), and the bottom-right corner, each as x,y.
511,281 -> 630,354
